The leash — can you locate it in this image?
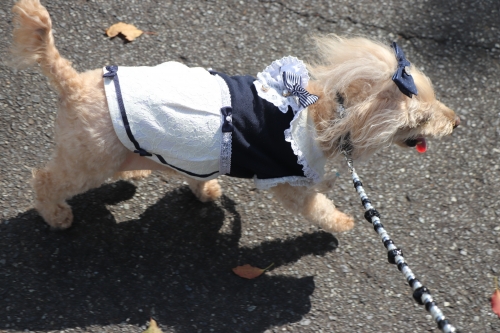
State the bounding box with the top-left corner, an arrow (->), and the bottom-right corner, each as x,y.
341,152 -> 459,333
332,42 -> 458,332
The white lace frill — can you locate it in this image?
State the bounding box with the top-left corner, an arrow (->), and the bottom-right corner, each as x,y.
213,74 -> 232,175
284,108 -> 325,184
253,56 -> 311,114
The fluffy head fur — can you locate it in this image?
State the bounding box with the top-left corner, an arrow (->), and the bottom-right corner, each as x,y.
10,0 -> 458,233
307,35 -> 458,160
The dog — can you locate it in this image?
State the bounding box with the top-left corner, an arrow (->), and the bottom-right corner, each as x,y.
10,0 -> 459,232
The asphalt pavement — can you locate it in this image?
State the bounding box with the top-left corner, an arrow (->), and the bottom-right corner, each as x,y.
1,0 -> 499,332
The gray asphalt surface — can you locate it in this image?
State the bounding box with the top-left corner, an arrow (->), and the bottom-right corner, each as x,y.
1,0 -> 499,332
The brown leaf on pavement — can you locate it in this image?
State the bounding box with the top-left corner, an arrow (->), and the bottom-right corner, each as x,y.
232,263 -> 274,279
106,22 -> 143,42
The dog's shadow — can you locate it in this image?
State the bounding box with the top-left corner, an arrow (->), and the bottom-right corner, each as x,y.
0,181 -> 338,333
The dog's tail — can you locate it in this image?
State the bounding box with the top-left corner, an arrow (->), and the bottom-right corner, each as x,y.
11,0 -> 83,96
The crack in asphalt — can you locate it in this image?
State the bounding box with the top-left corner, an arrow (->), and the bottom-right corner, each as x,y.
260,0 -> 498,52
258,0 -> 336,23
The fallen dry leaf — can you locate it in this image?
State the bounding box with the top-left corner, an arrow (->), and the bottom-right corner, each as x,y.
106,22 -> 143,42
142,318 -> 162,333
492,277 -> 500,317
232,263 -> 274,279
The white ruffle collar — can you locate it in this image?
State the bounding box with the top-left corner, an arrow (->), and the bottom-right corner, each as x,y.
253,56 -> 311,114
252,57 -> 325,189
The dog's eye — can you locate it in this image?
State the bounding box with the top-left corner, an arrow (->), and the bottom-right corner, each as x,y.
418,115 -> 431,126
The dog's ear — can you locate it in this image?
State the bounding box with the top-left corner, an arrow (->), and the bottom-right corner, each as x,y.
332,88 -> 407,160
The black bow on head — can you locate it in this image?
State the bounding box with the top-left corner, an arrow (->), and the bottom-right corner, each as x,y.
391,42 -> 418,98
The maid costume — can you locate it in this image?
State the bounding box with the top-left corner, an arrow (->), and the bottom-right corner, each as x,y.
103,57 -> 326,189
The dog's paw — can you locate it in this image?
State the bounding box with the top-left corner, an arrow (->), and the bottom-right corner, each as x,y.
320,211 -> 355,233
189,179 -> 222,202
201,179 -> 223,201
333,212 -> 355,232
37,201 -> 74,229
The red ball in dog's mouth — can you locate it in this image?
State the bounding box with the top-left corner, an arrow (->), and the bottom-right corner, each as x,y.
415,138 -> 427,153
405,137 -> 427,153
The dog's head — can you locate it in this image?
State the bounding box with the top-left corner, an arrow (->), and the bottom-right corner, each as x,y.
308,35 -> 459,161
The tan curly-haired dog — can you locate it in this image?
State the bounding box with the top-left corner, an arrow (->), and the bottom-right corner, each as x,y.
11,0 -> 459,231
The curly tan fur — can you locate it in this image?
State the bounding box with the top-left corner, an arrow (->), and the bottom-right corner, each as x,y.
11,0 -> 458,232
307,35 -> 457,161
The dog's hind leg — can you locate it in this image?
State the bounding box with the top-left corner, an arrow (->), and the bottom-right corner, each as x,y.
270,183 -> 354,233
186,178 -> 222,202
32,145 -> 125,229
32,163 -> 76,229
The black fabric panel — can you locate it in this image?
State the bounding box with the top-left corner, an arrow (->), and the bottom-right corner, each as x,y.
214,72 -> 305,180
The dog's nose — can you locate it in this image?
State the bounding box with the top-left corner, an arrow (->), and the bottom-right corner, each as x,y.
453,116 -> 461,129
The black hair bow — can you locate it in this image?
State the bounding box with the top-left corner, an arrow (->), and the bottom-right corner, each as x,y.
391,42 -> 418,98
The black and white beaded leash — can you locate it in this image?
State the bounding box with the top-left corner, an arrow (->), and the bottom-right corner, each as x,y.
341,154 -> 459,333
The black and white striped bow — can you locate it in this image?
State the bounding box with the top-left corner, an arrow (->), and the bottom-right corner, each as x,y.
282,72 -> 319,108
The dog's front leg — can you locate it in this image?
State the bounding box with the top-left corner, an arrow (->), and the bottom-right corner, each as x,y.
270,183 -> 354,233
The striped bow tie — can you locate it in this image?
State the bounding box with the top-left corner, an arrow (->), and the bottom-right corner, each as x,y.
282,72 -> 319,108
